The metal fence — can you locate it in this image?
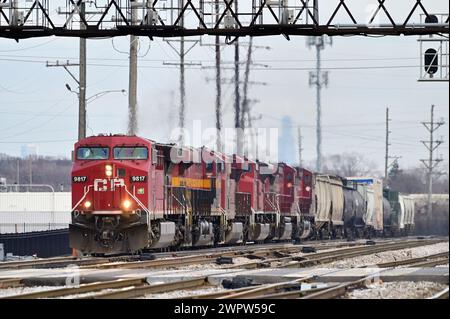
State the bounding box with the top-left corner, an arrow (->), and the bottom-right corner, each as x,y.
0,229 -> 70,258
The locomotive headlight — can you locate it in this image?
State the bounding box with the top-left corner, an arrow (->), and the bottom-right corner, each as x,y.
84,201 -> 92,209
122,200 -> 132,210
105,164 -> 113,177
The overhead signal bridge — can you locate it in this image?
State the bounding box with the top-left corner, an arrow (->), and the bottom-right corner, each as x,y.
0,1 -> 448,40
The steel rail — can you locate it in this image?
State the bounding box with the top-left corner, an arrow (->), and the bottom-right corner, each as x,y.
0,256 -> 83,269
221,239 -> 443,270
428,287 -> 449,299
256,284 -> 341,299
77,246 -> 302,270
280,240 -> 444,268
406,257 -> 449,268
77,277 -> 209,299
0,278 -> 23,289
0,277 -> 148,299
300,275 -> 377,299
0,240 -> 368,271
365,251 -> 449,268
0,255 -> 140,270
178,286 -> 257,299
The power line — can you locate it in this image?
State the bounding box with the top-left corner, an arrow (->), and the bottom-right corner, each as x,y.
0,53 -> 421,63
0,57 -> 422,71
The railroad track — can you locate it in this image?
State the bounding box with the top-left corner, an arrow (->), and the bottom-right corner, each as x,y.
220,239 -> 445,270
1,238 -> 446,299
0,237 -> 429,271
0,278 -> 23,289
300,275 -> 378,299
74,241 -> 369,271
428,287 -> 449,299
0,242 -> 340,271
0,277 -> 148,299
3,250 -> 447,299
0,255 -> 141,270
365,251 -> 449,268
182,250 -> 449,300
78,277 -> 209,299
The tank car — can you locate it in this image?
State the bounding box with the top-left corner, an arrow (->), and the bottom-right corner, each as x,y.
342,181 -> 366,239
346,177 -> 384,237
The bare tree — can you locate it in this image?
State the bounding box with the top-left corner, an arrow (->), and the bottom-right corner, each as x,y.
321,153 -> 378,177
0,154 -> 72,191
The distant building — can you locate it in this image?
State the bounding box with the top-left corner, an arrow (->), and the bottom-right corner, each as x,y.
21,144 -> 38,158
278,116 -> 296,165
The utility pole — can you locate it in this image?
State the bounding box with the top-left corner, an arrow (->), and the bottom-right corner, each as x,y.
180,36 -> 185,143
16,158 -> 20,191
234,0 -> 242,156
163,37 -> 199,144
308,36 -> 332,172
420,105 -> 445,217
215,1 -> 222,152
163,1 -> 199,145
164,36 -> 187,144
178,0 -> 186,145
297,127 -> 303,168
128,0 -> 138,135
79,1 -> 87,141
385,107 -> 391,182
384,107 -> 402,186
241,37 -> 254,131
28,157 -> 32,186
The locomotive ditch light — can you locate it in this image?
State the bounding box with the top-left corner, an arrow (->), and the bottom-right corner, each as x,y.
122,200 -> 132,210
84,201 -> 92,209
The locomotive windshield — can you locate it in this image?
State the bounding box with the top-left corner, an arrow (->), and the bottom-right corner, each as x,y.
77,147 -> 109,160
113,147 -> 148,160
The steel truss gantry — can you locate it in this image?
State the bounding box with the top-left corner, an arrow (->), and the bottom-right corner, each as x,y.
0,0 -> 448,40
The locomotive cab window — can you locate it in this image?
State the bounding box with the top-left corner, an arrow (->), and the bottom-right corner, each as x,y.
286,173 -> 293,183
77,147 -> 109,160
206,162 -> 214,173
114,147 -> 148,160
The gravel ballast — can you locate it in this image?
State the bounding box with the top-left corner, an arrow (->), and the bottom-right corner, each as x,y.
318,242 -> 449,268
346,281 -> 448,299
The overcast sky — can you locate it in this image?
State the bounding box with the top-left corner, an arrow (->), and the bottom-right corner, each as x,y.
0,0 -> 448,174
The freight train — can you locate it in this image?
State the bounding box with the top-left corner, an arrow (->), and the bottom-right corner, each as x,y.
70,135 -> 415,254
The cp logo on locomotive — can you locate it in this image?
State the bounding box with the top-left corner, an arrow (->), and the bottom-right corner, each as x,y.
94,178 -> 125,191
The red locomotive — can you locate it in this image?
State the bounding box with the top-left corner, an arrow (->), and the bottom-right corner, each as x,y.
70,134 -> 314,254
